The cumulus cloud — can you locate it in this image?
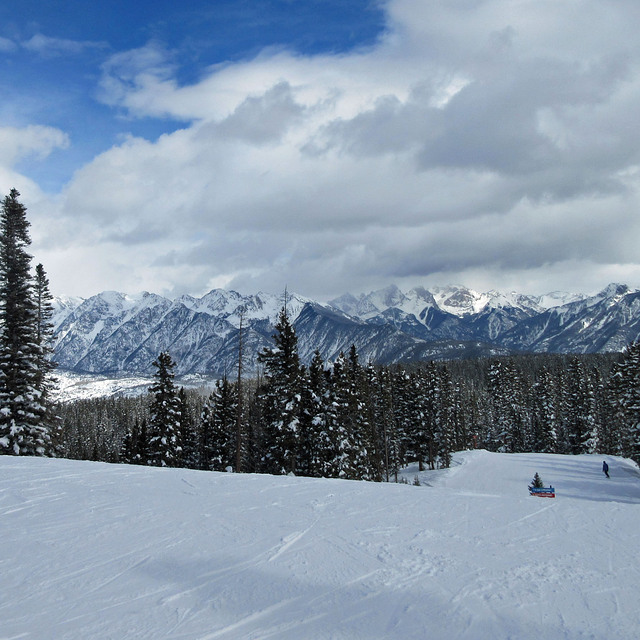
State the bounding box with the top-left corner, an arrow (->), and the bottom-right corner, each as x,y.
35,0 -> 640,299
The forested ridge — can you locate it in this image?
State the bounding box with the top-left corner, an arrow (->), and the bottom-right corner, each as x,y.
56,307 -> 640,480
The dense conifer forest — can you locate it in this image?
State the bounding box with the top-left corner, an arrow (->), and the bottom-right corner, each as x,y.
55,307 -> 640,480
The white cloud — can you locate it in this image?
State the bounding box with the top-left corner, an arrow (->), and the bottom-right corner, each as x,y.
27,0 -> 640,299
0,125 -> 70,168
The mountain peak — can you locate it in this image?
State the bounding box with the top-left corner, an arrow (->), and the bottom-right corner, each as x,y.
599,283 -> 630,299
51,283 -> 640,377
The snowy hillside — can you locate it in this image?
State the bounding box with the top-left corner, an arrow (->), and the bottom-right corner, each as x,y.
2,451 -> 639,639
54,370 -> 217,401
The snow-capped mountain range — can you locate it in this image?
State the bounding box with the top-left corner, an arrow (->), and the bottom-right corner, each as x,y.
51,283 -> 640,376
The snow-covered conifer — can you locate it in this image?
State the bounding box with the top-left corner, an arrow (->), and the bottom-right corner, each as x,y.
257,304 -> 302,475
531,367 -> 559,453
297,350 -> 330,477
323,350 -> 371,480
147,351 -> 182,467
609,342 -> 640,462
0,190 -> 55,456
200,378 -> 237,471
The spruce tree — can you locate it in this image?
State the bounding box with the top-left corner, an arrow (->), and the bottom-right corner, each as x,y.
422,363 -> 441,469
375,366 -> 401,482
178,387 -> 199,469
257,304 -> 302,475
487,360 -> 528,453
531,368 -> 559,453
487,360 -> 510,452
297,351 -> 325,477
361,362 -> 386,481
391,369 -> 414,473
324,351 -> 370,480
34,263 -> 59,444
121,418 -> 148,464
0,189 -> 54,455
200,378 -> 237,471
147,351 -> 182,467
610,341 -> 640,461
565,358 -> 600,455
434,366 -> 454,468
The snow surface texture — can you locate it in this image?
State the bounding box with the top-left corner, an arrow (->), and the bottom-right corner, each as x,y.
2,451 -> 639,639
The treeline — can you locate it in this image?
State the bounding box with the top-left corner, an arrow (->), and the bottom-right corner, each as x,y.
56,305 -> 640,480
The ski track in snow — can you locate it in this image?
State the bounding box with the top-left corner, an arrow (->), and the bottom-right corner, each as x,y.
1,451 -> 640,639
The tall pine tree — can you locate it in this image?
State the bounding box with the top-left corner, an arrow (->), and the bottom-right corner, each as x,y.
147,351 -> 182,467
0,190 -> 54,455
200,377 -> 238,471
257,303 -> 302,475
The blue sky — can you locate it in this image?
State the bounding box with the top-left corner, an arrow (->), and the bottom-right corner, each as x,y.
0,0 -> 385,191
2,0 -> 640,300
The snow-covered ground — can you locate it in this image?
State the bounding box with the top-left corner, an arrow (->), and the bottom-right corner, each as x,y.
54,371 -> 218,401
2,450 -> 639,639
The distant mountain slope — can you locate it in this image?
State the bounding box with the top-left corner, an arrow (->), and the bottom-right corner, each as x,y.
51,283 -> 640,375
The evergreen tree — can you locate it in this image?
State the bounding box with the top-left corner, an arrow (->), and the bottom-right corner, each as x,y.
234,306 -> 247,472
360,362 -> 387,481
531,367 -> 559,453
147,351 -> 182,467
34,264 -> 55,369
33,263 -> 59,445
120,419 -> 137,464
121,417 -> 149,464
297,350 -> 329,477
434,366 -> 454,468
178,387 -> 199,469
374,366 -> 401,482
603,367 -> 627,455
565,358 -> 600,455
487,361 -> 508,451
257,304 -> 302,475
200,378 -> 237,471
426,363 -> 446,469
0,189 -> 53,456
407,366 -> 435,471
531,472 -> 544,489
609,341 -> 640,461
136,418 -> 149,464
323,351 -> 371,480
345,345 -> 374,479
487,360 -> 528,453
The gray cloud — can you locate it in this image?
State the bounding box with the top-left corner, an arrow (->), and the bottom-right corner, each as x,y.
23,0 -> 640,300
216,81 -> 307,145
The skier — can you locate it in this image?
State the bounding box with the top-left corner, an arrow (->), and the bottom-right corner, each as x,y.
602,460 -> 610,478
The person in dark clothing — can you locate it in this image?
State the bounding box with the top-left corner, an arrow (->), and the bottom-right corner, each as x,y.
603,461 -> 610,478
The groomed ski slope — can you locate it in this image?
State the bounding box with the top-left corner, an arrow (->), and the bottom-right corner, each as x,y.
2,450 -> 639,639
